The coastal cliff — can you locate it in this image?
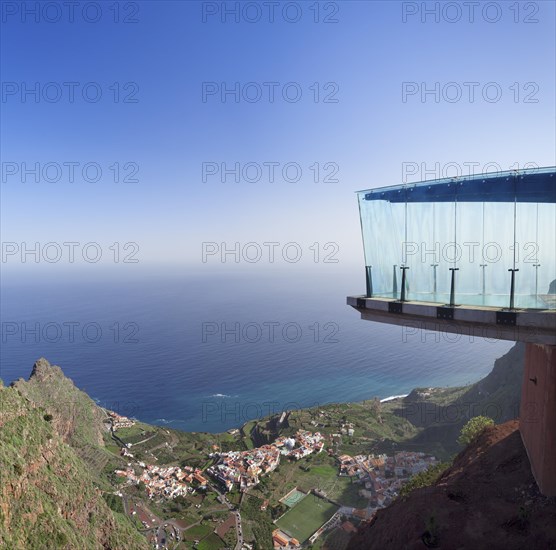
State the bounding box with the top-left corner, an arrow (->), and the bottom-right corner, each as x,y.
0,362 -> 148,549
390,343 -> 525,457
12,358 -> 107,450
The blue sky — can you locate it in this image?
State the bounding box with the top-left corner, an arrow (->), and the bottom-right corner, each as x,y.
1,0 -> 555,278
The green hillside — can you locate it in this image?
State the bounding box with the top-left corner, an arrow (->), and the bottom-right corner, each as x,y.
0,380 -> 148,549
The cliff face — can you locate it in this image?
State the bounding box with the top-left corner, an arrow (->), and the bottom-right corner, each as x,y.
0,363 -> 148,549
460,342 -> 525,421
393,343 -> 525,456
348,420 -> 556,550
12,358 -> 107,450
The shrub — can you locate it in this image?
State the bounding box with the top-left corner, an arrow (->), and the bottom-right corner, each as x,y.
102,493 -> 124,514
457,416 -> 494,447
399,462 -> 450,499
54,532 -> 68,546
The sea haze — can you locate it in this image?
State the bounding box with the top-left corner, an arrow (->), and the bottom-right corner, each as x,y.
0,269 -> 513,432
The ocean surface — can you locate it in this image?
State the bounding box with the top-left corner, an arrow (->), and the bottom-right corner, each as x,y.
0,269 -> 513,433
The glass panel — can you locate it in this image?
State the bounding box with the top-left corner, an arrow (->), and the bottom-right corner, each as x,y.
359,194 -> 404,298
536,202 -> 556,309
515,202 -> 556,309
477,201 -> 515,308
405,201 -> 434,301
455,200 -> 484,306
433,199 -> 456,304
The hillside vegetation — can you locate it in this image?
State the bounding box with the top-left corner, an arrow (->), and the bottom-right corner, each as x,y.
0,360 -> 148,549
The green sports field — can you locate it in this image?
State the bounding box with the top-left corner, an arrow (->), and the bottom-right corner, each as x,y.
275,494 -> 338,543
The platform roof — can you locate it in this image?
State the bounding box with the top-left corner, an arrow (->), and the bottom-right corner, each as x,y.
359,167 -> 556,204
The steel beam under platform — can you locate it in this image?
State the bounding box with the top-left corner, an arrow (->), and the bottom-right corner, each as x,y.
347,295 -> 556,345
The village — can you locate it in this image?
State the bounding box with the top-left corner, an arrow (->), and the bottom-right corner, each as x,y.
207,430 -> 326,492
107,410 -> 209,500
337,451 -> 438,508
105,409 -> 136,430
115,462 -> 209,500
108,414 -> 438,550
114,428 -> 326,500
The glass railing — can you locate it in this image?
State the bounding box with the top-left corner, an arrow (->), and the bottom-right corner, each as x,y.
357,167 -> 556,310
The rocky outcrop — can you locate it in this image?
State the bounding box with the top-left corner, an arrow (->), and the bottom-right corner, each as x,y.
12,358 -> 107,449
29,356 -> 65,381
249,413 -> 290,447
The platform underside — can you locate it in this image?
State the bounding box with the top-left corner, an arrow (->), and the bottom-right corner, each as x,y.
347,295 -> 556,345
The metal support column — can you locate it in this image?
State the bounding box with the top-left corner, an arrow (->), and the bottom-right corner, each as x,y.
509,268 -> 519,310
449,267 -> 459,307
400,266 -> 409,302
431,264 -> 438,294
365,265 -> 373,298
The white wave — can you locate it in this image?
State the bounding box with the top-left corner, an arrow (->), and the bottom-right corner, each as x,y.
380,394 -> 408,403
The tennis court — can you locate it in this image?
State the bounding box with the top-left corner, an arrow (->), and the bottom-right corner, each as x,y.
280,488 -> 306,508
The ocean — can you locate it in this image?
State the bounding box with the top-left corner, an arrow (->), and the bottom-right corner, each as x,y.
0,268 -> 513,433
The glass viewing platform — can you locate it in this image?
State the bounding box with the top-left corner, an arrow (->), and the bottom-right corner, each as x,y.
357,167 -> 556,310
